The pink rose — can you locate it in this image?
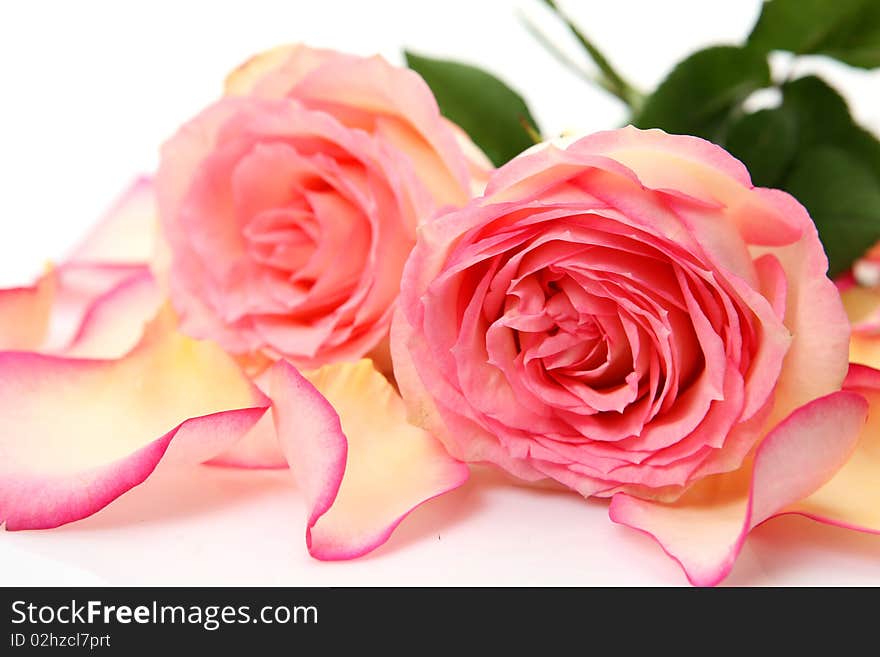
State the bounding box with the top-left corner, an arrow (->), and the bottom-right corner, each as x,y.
394,127 -> 880,584
158,44 -> 489,369
0,45 -> 483,547
0,176 -> 470,557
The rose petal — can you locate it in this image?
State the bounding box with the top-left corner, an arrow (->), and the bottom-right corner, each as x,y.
0,309 -> 269,529
64,270 -> 163,359
840,283 -> 880,367
270,358 -> 470,560
70,177 -> 159,265
609,391 -> 868,586
0,269 -> 55,350
207,368 -> 288,469
393,295 -> 548,484
288,53 -> 472,205
47,265 -> 152,353
224,44 -> 476,207
840,281 -> 880,326
224,44 -> 334,97
784,364 -> 880,532
1,177 -> 160,356
205,410 -> 287,469
0,264 -> 150,355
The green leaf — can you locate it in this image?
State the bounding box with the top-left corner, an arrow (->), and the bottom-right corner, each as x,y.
404,51 -> 540,167
785,147 -> 880,277
780,76 -> 854,149
725,107 -> 798,187
633,46 -> 771,143
734,76 -> 880,273
780,76 -> 880,178
748,0 -> 880,69
838,124 -> 880,179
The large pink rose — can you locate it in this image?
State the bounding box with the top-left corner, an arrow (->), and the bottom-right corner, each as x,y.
157,44 -> 488,368
394,127 -> 879,584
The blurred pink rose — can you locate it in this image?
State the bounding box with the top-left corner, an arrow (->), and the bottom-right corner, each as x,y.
158,44 -> 489,368
0,47 -> 478,557
394,127 -> 878,584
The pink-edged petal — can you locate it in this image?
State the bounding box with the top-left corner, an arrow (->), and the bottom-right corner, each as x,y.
0,269 -> 55,350
207,368 -> 288,469
224,44 -> 335,97
0,179 -> 161,358
784,365 -> 880,532
63,270 -> 163,359
43,264 -> 151,353
205,409 -> 287,469
0,264 -> 150,355
270,358 -> 470,560
609,391 -> 868,586
0,309 -> 269,530
70,177 -> 159,265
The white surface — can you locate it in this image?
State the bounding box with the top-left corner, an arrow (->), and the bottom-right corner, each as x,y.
2,0 -> 880,586
2,466 -> 880,587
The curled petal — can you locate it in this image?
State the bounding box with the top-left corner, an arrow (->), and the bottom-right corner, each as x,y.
205,410 -> 287,469
207,368 -> 288,469
270,359 -> 469,560
609,391 -> 867,586
0,179 -> 161,356
0,265 -> 147,355
785,365 -> 880,532
0,310 -> 269,530
64,270 -> 163,359
38,264 -> 151,355
224,44 -> 477,206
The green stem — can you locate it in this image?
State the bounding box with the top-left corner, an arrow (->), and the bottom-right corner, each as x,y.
519,11 -> 614,92
541,0 -> 644,111
519,116 -> 544,144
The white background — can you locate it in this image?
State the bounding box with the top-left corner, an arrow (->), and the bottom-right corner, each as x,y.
1,0 -> 879,585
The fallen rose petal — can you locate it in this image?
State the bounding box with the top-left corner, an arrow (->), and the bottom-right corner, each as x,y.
64,269 -> 163,359
270,358 -> 470,560
0,309 -> 269,530
15,264 -> 152,354
0,264 -> 146,354
207,368 -> 288,469
0,179 -> 161,356
0,270 -> 55,350
608,391 -> 867,586
205,410 -> 287,469
70,177 -> 159,265
784,364 -> 880,533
